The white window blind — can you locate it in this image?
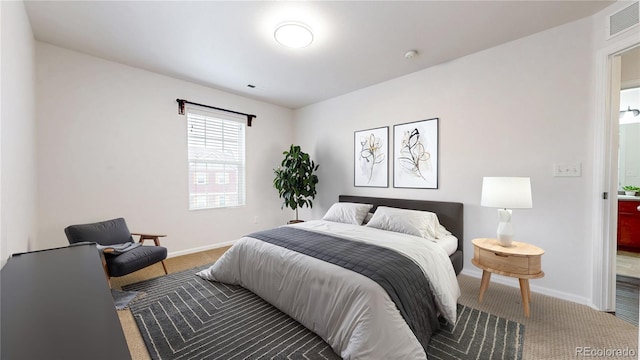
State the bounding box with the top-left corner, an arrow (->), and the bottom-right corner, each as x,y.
187,107 -> 245,210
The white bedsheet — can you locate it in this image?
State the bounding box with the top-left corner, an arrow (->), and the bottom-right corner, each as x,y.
436,234 -> 459,256
197,220 -> 461,360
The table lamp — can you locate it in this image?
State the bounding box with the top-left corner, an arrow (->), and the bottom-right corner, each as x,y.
481,177 -> 532,246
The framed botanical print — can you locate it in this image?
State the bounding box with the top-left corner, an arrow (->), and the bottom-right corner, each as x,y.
354,126 -> 389,187
393,118 -> 438,189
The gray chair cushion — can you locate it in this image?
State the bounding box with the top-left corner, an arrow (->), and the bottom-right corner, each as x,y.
105,245 -> 167,277
64,218 -> 134,246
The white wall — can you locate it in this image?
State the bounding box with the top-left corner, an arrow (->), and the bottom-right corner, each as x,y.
36,43 -> 294,256
1,1 -> 38,265
294,17 -> 596,303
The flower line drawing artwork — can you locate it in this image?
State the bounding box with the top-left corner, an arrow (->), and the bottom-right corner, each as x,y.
393,118 -> 438,189
360,133 -> 386,183
398,128 -> 430,180
354,126 -> 388,187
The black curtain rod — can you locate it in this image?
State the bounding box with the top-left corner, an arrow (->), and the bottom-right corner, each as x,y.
176,99 -> 256,127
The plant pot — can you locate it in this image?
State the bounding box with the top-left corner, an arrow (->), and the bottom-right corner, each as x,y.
624,191 -> 637,196
287,220 -> 304,224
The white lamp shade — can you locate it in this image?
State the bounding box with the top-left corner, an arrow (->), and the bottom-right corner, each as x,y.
481,177 -> 532,209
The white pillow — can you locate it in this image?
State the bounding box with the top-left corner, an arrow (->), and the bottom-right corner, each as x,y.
322,202 -> 373,225
365,206 -> 444,239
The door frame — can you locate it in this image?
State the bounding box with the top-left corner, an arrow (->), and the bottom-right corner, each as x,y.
592,36 -> 640,311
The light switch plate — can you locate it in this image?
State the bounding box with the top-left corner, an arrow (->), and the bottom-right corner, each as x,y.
554,163 -> 581,177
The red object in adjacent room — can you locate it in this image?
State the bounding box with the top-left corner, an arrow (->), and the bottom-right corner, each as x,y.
618,200 -> 640,253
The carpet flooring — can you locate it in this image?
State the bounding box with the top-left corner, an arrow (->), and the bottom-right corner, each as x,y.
116,248 -> 638,360
124,266 -> 524,360
457,273 -> 638,360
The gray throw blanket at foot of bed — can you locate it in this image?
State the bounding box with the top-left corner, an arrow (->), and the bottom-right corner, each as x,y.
248,226 -> 441,351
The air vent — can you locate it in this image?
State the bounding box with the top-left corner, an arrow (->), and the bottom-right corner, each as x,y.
607,1 -> 639,39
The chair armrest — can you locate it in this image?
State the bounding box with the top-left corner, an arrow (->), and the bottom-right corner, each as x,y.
132,233 -> 167,247
131,233 -> 166,237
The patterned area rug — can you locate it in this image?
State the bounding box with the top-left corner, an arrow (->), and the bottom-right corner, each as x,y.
124,266 -> 524,360
429,304 -> 524,360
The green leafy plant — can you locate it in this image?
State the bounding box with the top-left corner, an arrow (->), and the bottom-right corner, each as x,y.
622,185 -> 640,191
273,145 -> 319,221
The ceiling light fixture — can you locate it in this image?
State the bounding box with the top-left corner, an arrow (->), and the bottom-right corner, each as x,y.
274,22 -> 313,48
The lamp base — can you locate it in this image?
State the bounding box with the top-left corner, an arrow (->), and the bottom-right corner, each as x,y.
497,233 -> 514,247
496,208 -> 514,247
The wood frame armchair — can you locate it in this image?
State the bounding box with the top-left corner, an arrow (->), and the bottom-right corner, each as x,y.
64,218 -> 168,287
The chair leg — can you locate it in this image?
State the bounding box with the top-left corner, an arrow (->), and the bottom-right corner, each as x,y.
161,260 -> 168,275
99,251 -> 112,289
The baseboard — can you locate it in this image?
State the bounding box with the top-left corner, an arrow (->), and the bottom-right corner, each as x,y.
167,240 -> 237,259
460,268 -> 590,306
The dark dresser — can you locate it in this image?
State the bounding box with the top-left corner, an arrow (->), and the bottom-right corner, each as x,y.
1,243 -> 131,360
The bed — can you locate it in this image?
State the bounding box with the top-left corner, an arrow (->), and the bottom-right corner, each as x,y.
338,195 -> 464,275
198,195 -> 463,360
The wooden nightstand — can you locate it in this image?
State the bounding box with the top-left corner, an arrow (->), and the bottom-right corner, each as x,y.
471,238 -> 544,317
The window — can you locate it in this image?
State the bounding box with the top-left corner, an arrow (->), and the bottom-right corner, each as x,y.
215,172 -> 230,185
187,108 -> 245,210
194,172 -> 208,185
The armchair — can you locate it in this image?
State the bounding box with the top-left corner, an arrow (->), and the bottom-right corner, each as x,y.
64,218 -> 168,286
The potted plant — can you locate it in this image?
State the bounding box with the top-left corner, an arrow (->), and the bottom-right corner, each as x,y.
273,145 -> 320,223
622,185 -> 640,196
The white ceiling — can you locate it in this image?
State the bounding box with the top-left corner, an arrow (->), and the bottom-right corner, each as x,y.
24,1 -> 614,109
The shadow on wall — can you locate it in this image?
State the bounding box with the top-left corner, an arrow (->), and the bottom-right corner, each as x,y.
311,145 -> 348,219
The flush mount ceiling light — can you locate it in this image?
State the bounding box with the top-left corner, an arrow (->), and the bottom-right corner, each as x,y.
274,22 -> 313,48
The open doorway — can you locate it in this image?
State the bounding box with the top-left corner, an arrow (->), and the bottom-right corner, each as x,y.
615,47 -> 640,326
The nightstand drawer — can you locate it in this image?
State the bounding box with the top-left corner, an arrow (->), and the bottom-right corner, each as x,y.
476,247 -> 540,275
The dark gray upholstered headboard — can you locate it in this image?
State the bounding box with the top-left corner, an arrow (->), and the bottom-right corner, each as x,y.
338,195 -> 464,274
